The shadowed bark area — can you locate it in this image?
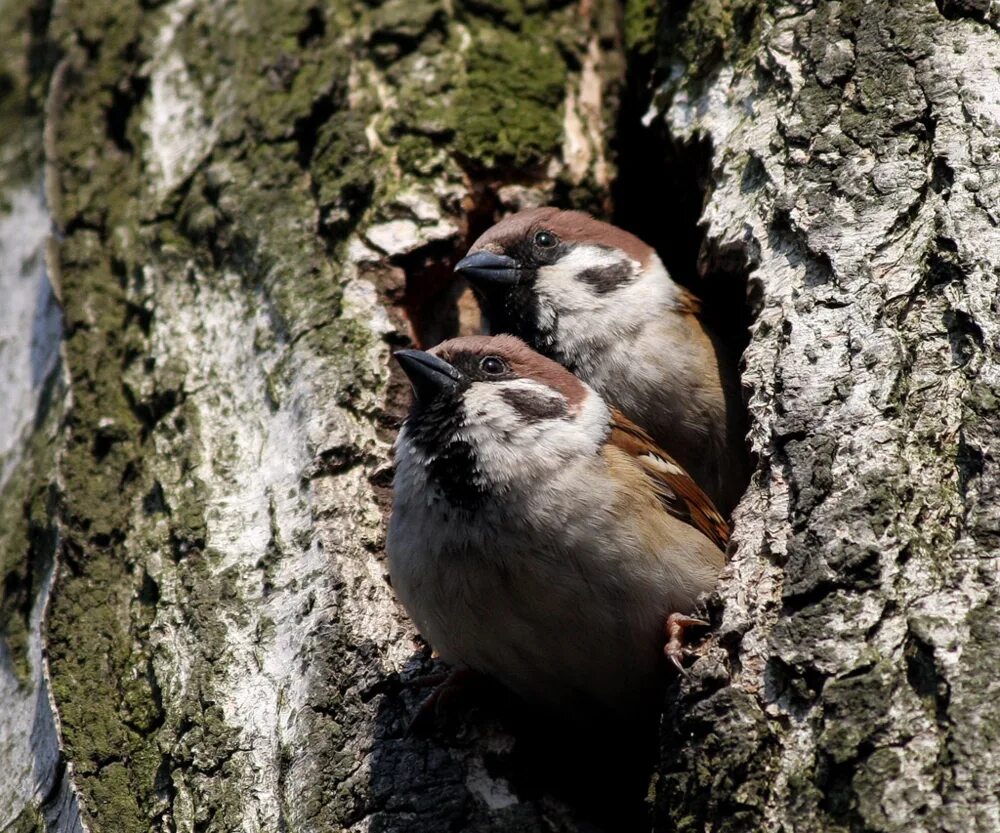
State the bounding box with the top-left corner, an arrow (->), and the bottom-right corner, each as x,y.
1,0 -> 998,831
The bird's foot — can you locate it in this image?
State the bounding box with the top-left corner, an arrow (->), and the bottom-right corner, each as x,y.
406,667 -> 481,735
663,613 -> 710,675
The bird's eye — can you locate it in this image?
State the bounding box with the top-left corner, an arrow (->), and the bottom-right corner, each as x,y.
533,230 -> 558,249
480,356 -> 507,375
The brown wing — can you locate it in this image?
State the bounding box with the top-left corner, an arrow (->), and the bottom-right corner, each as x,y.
608,409 -> 730,552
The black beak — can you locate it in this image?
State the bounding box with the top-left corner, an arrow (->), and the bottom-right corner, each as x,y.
394,350 -> 463,404
454,251 -> 520,286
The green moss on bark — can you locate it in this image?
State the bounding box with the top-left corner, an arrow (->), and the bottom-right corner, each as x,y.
43,1 -> 184,827
367,0 -> 601,177
624,0 -> 659,56
453,25 -> 567,170
5,804 -> 45,833
46,553 -> 161,833
0,0 -> 61,687
661,0 -> 764,80
0,0 -> 54,197
0,387 -> 60,685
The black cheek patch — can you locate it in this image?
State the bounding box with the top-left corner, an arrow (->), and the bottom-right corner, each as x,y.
577,261 -> 633,295
500,388 -> 567,422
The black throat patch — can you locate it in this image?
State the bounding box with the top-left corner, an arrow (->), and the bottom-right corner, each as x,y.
474,280 -> 558,358
404,394 -> 487,510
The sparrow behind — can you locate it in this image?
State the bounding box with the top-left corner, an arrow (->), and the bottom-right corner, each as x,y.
455,208 -> 747,516
387,335 -> 727,721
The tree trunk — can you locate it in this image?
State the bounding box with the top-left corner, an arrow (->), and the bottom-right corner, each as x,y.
649,2 -> 1000,832
1,1 -> 997,832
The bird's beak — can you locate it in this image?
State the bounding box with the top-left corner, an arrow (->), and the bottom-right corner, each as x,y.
394,350 -> 463,404
454,251 -> 520,286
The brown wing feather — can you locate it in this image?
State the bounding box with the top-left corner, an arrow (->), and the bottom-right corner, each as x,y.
608,409 -> 730,552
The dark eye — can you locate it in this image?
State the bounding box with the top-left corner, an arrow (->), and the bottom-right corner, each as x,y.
480,355 -> 507,375
533,230 -> 558,249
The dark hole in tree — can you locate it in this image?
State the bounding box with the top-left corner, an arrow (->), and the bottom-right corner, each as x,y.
394,184 -> 503,348
934,0 -> 993,22
399,97 -> 755,515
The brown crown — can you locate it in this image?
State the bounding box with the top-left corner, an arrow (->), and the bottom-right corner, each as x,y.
431,335 -> 588,408
469,208 -> 654,268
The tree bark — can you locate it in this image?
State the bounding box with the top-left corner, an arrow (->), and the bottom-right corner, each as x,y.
3,0 -> 631,831
1,0 -> 998,832
650,2 -> 1000,832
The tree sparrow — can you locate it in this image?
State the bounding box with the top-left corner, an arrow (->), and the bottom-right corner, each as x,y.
454,208 -> 746,516
387,335 -> 728,720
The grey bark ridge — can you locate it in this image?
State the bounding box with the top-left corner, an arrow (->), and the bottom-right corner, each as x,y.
652,1 -> 1000,831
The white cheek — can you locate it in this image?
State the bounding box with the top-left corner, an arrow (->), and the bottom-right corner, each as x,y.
458,380 -> 558,449
535,246 -> 627,315
534,249 -> 680,355
456,381 -> 608,487
536,303 -> 557,337
574,388 -> 611,443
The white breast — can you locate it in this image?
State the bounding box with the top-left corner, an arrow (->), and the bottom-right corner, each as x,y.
386,450 -> 718,717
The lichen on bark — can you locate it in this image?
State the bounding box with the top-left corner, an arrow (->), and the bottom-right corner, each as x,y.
6,0 -> 997,830
13,0 -> 628,830
646,1 -> 1000,831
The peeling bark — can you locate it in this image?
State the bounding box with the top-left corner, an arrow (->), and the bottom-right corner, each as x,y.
2,0 -> 998,831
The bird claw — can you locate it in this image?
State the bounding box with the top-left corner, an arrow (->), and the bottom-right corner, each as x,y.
405,667 -> 479,735
663,614 -> 710,674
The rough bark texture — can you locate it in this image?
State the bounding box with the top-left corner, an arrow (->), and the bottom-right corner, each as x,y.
2,0 -> 631,831
1,0 -> 999,832
649,2 -> 1000,832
